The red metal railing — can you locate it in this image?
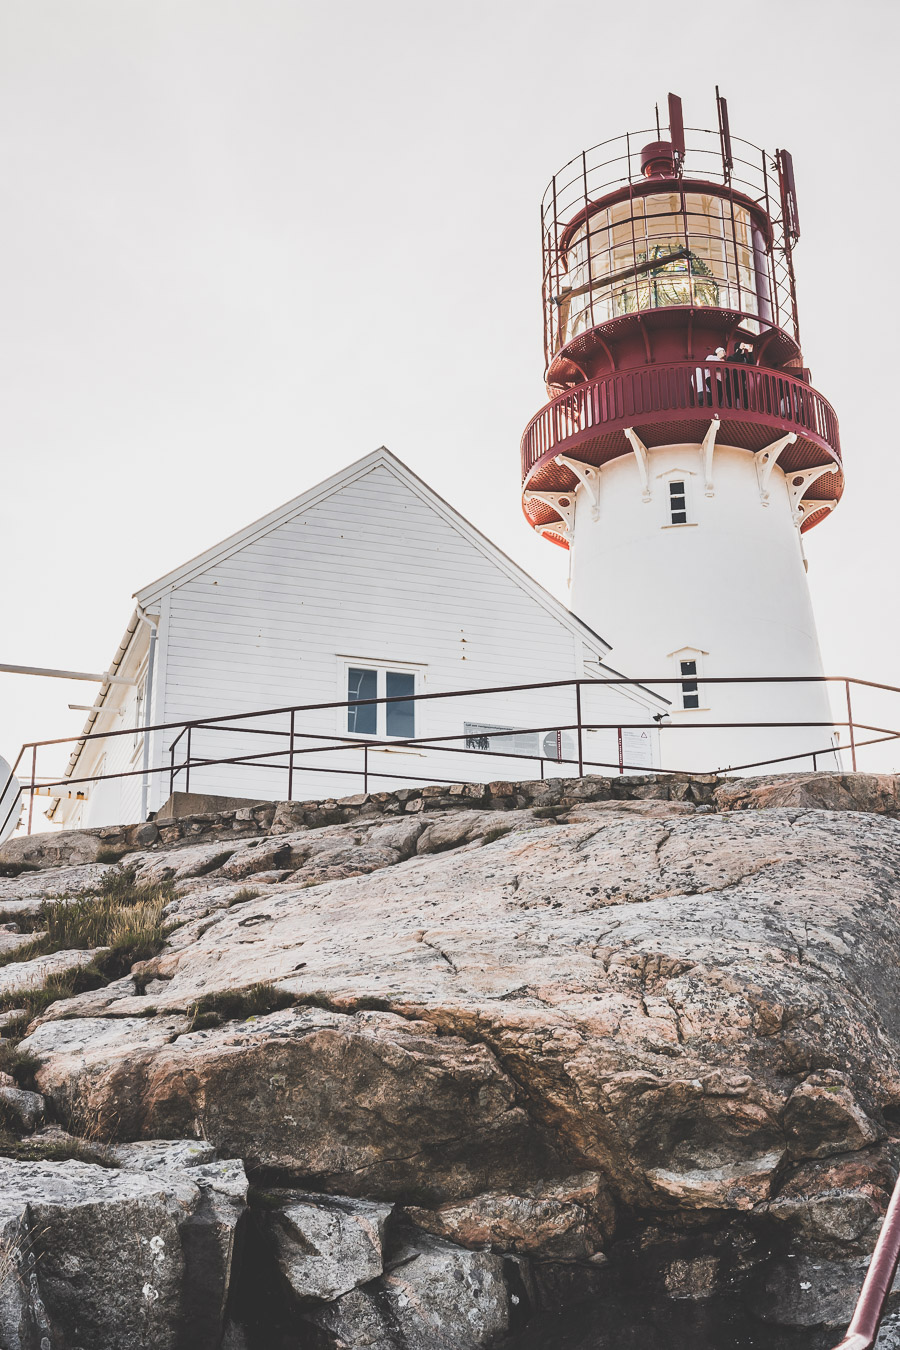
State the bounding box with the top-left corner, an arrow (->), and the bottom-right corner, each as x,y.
2,674 -> 899,840
832,1171 -> 900,1349
521,360 -> 841,481
540,123 -> 800,362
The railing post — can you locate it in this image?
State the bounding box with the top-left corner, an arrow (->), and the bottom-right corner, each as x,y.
831,1166 -> 900,1350
617,727 -> 624,775
0,767 -> 19,841
363,743 -> 368,794
845,680 -> 858,772
169,741 -> 175,797
287,710 -> 295,801
184,726 -> 192,794
575,682 -> 583,777
27,744 -> 36,835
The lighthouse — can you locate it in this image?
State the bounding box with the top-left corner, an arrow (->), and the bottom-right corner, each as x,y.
521,91 -> 843,773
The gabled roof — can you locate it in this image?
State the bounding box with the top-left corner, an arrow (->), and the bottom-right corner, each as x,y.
137,446 -> 617,660
54,448 -> 668,817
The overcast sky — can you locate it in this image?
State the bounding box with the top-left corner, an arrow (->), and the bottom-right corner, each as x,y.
1,0 -> 898,790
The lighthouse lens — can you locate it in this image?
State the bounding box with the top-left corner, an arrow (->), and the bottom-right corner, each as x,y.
560,192 -> 761,349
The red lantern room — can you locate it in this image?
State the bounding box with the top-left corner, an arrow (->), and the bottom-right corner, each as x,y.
522,91 -> 843,548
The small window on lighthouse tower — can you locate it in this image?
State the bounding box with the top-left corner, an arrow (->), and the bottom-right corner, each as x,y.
668,481 -> 688,525
679,660 -> 700,709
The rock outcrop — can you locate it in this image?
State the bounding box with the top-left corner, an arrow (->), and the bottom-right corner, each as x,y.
0,1143 -> 246,1350
0,771 -> 898,1347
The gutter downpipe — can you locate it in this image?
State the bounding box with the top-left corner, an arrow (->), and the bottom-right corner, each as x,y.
136,605 -> 157,823
832,1169 -> 900,1350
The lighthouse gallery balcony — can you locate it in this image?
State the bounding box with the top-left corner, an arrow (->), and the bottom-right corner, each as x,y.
521,358 -> 842,539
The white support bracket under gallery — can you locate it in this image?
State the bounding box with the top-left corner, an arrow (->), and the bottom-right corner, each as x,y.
524,490 -> 576,534
754,432 -> 797,505
623,428 -> 652,502
701,418 -> 719,497
796,497 -> 838,527
534,520 -> 571,544
554,454 -> 601,521
785,465 -> 834,526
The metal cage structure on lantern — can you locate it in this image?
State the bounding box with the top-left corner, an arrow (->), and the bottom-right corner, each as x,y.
540,93 -> 802,394
522,90 -> 841,551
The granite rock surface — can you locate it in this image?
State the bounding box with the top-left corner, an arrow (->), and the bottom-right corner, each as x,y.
0,771 -> 898,1347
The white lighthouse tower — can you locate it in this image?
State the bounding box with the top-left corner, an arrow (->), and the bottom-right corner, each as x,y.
520,92 -> 843,773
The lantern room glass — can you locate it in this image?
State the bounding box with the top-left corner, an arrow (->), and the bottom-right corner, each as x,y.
558,192 -> 770,348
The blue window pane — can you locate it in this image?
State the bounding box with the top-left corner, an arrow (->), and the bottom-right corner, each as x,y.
348,667 -> 377,735
386,670 -> 415,738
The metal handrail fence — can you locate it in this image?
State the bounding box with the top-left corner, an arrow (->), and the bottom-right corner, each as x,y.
2,675 -> 899,839
520,359 -> 842,479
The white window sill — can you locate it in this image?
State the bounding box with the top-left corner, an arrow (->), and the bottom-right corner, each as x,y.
369,747 -> 426,758
341,733 -> 422,753
668,707 -> 711,714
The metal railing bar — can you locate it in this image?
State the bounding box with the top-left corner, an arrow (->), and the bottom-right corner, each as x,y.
47,715 -> 895,796
710,731 -> 900,775
9,673 -> 900,835
32,716 -> 896,801
178,718 -> 899,768
15,674 -> 898,759
0,786 -> 22,842
831,1167 -> 900,1350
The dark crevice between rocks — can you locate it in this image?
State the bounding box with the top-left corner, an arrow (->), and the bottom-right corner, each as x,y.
221,1192 -> 882,1350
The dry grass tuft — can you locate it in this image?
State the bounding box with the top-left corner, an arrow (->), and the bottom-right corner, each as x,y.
0,869 -> 174,975
227,887 -> 262,907
187,982 -> 295,1030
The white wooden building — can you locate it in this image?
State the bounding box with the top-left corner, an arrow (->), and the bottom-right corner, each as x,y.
50,450 -> 664,829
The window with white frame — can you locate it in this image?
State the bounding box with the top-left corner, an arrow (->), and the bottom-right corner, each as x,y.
346,665 -> 417,739
679,659 -> 700,709
668,480 -> 688,525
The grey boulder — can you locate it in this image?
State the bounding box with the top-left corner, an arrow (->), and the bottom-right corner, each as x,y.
265,1191 -> 393,1302
307,1233 -> 510,1350
0,1148 -> 247,1350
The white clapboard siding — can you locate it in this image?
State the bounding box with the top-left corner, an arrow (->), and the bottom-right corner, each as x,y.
54,651 -> 147,830
62,451 -> 663,826
149,461 -> 595,807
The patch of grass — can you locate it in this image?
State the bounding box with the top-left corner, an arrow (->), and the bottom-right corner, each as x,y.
480,826 -> 513,844
0,1043 -> 42,1090
295,992 -> 392,1014
0,963 -> 111,1026
187,982 -> 295,1029
0,1125 -> 120,1168
227,887 -> 261,907
0,868 -> 175,974
531,804 -> 565,818
0,867 -> 183,1154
